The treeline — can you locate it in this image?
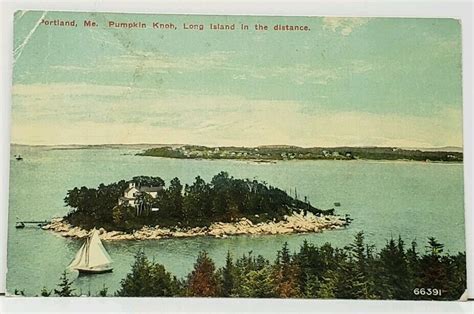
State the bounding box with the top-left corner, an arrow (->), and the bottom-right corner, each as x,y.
64,172 -> 322,232
25,233 -> 465,300
116,233 -> 465,300
140,145 -> 463,162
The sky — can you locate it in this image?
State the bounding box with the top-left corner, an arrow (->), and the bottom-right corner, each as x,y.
11,11 -> 463,148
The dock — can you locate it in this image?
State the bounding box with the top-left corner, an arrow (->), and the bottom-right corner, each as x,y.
15,220 -> 50,228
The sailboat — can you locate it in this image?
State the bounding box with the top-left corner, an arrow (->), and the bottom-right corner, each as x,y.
68,229 -> 113,274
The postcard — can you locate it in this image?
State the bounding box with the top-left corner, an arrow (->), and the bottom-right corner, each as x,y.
7,11 -> 466,300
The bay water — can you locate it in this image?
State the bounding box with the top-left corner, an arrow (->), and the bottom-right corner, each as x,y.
6,146 -> 465,296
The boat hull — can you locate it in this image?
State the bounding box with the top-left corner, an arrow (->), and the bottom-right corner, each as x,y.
75,267 -> 113,274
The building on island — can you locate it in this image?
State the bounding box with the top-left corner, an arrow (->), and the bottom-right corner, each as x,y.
118,182 -> 163,209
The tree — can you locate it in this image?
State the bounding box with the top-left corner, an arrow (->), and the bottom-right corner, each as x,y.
238,266 -> 275,298
98,284 -> 108,297
274,242 -> 301,298
112,205 -> 140,232
375,237 -> 410,299
54,271 -> 75,297
221,251 -> 235,297
187,251 -> 220,297
417,237 -> 449,299
40,286 -> 51,297
116,251 -> 179,297
168,177 -> 184,220
132,176 -> 165,188
342,232 -> 376,299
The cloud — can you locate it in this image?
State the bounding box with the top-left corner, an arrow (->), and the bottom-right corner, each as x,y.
11,83 -> 462,148
49,51 -> 236,75
13,83 -> 138,97
46,48 -> 374,87
322,17 -> 370,36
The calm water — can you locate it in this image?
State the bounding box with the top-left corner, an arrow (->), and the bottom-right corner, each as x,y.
7,146 -> 466,296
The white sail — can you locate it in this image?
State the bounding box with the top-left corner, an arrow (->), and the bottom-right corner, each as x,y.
68,241 -> 88,269
68,229 -> 113,273
87,230 -> 112,268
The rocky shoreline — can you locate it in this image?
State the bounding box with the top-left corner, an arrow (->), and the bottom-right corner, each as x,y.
43,212 -> 350,241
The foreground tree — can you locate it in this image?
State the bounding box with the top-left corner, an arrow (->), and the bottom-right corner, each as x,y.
274,242 -> 301,298
220,251 -> 236,297
116,251 -> 180,297
186,251 -> 220,297
54,271 -> 75,297
108,235 -> 466,300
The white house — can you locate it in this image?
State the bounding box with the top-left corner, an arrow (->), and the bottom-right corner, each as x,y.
118,182 -> 163,208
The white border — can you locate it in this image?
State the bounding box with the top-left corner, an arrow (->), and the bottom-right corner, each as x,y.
1,0 -> 473,312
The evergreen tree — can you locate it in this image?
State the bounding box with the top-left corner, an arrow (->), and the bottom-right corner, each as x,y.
221,251 -> 235,297
302,273 -> 321,298
116,251 -> 178,297
168,177 -> 184,220
54,271 -> 75,297
238,266 -> 276,298
343,232 -> 376,299
40,286 -> 51,297
406,239 -> 420,290
417,237 -> 449,299
98,284 -> 108,297
376,237 -> 410,299
274,242 -> 301,298
187,251 -> 220,297
317,270 -> 338,298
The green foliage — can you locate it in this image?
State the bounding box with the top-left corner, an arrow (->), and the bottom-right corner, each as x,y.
374,237 -> 411,299
54,271 -> 75,297
40,286 -> 51,297
65,172 -> 324,231
116,251 -> 181,297
132,176 -> 165,188
273,242 -> 301,297
98,284 -> 108,297
64,180 -> 129,230
14,289 -> 25,296
186,251 -> 220,297
231,252 -> 276,298
113,235 -> 466,300
220,251 -> 235,297
238,266 -> 275,298
140,145 -> 463,162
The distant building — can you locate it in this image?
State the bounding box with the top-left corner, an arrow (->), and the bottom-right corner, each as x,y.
118,182 -> 163,208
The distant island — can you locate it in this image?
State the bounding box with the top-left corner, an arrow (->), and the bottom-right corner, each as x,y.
45,172 -> 350,240
138,145 -> 463,162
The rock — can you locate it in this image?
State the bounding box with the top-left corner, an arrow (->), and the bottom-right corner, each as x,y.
46,211 -> 349,241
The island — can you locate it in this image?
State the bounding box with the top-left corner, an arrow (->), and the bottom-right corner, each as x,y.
137,145 -> 463,162
44,172 -> 351,240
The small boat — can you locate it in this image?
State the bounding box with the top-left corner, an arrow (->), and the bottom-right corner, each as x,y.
334,202 -> 341,207
15,155 -> 23,161
15,222 -> 25,229
68,229 -> 113,274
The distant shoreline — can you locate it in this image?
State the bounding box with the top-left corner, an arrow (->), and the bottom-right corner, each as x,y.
10,143 -> 464,153
11,143 -> 463,163
138,145 -> 463,163
138,156 -> 463,165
